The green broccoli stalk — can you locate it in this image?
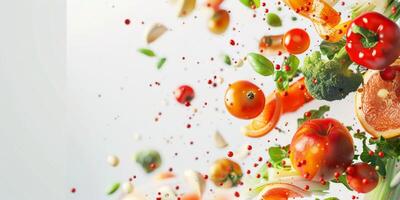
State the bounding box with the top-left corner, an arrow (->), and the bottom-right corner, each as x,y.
301,48 -> 363,101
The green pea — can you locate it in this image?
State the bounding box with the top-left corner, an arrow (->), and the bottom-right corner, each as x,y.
247,53 -> 274,76
266,13 -> 282,27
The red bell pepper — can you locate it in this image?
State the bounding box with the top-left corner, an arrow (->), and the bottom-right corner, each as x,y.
346,12 -> 400,70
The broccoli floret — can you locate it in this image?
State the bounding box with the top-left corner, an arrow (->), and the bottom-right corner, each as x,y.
302,48 -> 363,101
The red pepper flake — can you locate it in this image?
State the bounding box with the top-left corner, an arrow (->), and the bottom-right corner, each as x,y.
204,174 -> 208,179
304,111 -> 311,117
234,191 -> 240,197
229,39 -> 235,46
227,151 -> 234,157
247,145 -> 252,150
304,185 -> 310,190
392,6 -> 397,14
378,151 -> 384,158
368,150 -> 374,156
186,124 -> 191,128
124,19 -> 131,25
262,2 -> 266,7
70,188 -> 76,193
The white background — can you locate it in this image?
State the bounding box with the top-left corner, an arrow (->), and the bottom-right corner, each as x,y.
1,0 -> 366,199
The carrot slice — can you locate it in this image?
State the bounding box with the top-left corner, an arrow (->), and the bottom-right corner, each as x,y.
280,77 -> 313,113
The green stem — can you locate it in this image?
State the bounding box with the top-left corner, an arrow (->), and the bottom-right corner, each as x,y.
352,25 -> 379,48
333,47 -> 353,67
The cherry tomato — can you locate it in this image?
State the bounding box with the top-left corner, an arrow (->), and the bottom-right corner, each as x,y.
283,28 -> 310,54
346,163 -> 379,193
174,85 -> 195,104
208,9 -> 230,34
380,67 -> 398,81
225,80 -> 265,119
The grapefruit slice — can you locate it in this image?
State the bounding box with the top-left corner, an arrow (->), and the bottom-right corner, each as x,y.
255,183 -> 310,200
355,70 -> 400,138
241,92 -> 282,138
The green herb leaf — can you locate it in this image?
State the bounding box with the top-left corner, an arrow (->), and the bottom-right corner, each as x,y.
239,0 -> 260,9
331,174 -> 353,191
107,182 -> 120,195
138,48 -> 156,57
266,13 -> 282,27
323,197 -> 340,200
283,55 -> 300,77
157,57 -> 167,69
247,53 -> 274,76
223,54 -> 232,65
320,39 -> 346,59
297,105 -> 330,127
274,70 -> 289,91
268,145 -> 289,168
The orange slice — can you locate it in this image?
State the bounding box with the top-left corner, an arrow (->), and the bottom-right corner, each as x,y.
355,70 -> 400,138
256,183 -> 310,200
242,92 -> 282,138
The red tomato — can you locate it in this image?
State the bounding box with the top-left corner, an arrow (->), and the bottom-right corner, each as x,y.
346,163 -> 379,193
224,80 -> 265,119
174,85 -> 195,104
283,28 -> 310,54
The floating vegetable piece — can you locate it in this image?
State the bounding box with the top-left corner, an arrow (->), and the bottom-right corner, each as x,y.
259,35 -> 287,55
279,77 -> 313,113
181,193 -> 200,200
208,9 -> 230,34
154,171 -> 176,181
391,171 -> 400,188
223,54 -> 231,65
174,85 -> 195,104
302,48 -> 362,101
122,182 -> 134,194
266,13 -> 282,27
213,130 -> 228,148
290,118 -> 354,181
184,170 -> 206,197
239,0 -> 260,9
283,28 -> 310,54
145,23 -> 168,44
209,158 -> 243,187
157,57 -> 167,70
176,0 -> 196,17
224,80 -> 265,119
138,48 -> 156,57
107,155 -> 120,167
346,12 -> 400,70
134,149 -> 161,173
107,182 -> 120,195
355,70 -> 400,138
247,53 -> 274,76
205,0 -> 224,9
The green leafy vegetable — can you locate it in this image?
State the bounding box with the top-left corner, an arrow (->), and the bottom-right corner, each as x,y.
223,54 -> 232,65
297,105 -> 330,127
266,13 -> 282,27
247,53 -> 274,76
157,57 -> 167,69
239,0 -> 260,9
138,48 -> 156,57
351,0 -> 400,21
107,182 -> 120,195
301,48 -> 363,101
320,39 -> 346,59
134,149 -> 162,173
331,174 -> 353,191
273,55 -> 300,91
268,145 -> 290,168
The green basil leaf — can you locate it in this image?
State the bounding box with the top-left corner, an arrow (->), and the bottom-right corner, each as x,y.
138,48 -> 156,57
266,13 -> 282,27
274,70 -> 289,91
268,146 -> 289,168
297,105 -> 330,127
223,54 -> 232,65
239,0 -> 260,9
247,53 -> 274,76
107,182 -> 120,195
157,57 -> 166,69
283,55 -> 300,77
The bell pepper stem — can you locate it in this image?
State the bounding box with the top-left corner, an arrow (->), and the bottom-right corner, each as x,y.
352,25 -> 379,48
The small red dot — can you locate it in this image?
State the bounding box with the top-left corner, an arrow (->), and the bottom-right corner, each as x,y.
124,19 -> 131,25
70,188 -> 76,193
227,151 -> 234,157
230,39 -> 235,46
